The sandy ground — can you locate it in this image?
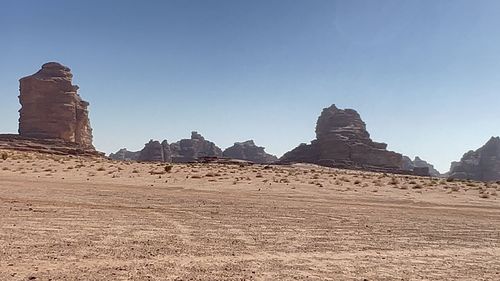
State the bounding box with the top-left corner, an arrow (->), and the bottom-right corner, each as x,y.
0,150 -> 499,280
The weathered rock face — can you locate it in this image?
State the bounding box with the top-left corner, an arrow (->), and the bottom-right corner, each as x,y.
401,156 -> 414,171
130,132 -> 222,163
18,62 -> 93,148
401,156 -> 441,177
223,140 -> 278,164
413,157 -> 441,177
170,132 -> 222,163
449,137 -> 500,181
109,149 -> 140,161
0,134 -> 102,157
138,140 -> 172,162
280,104 -> 402,171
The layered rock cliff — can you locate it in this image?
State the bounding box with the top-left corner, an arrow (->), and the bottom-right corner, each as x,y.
449,137 -> 500,181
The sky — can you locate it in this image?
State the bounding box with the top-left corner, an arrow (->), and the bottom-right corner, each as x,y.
1,0 -> 500,172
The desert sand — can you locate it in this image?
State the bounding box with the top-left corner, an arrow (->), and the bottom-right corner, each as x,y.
0,150 -> 499,280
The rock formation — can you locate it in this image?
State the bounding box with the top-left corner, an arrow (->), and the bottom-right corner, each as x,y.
18,62 -> 93,148
449,137 -> 500,181
401,156 -> 441,177
280,104 -> 402,171
0,134 -> 102,157
130,132 -> 222,163
170,132 -> 222,163
109,148 -> 140,161
223,140 -> 278,164
138,140 -> 172,162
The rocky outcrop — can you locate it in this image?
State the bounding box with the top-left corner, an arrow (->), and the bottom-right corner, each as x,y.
280,104 -> 402,171
109,149 -> 140,161
0,134 -> 102,157
449,137 -> 500,181
18,62 -> 93,148
401,156 -> 441,177
170,132 -> 222,163
223,140 -> 278,164
131,132 -> 222,163
138,140 -> 172,162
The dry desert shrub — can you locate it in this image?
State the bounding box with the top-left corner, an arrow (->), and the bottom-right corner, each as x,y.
1,152 -> 8,160
149,169 -> 165,175
97,167 -> 106,172
340,176 -> 350,182
479,193 -> 490,199
412,184 -> 424,189
389,177 -> 399,185
280,178 -> 290,183
164,165 -> 173,173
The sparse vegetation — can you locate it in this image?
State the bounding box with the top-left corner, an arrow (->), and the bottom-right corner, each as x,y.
164,164 -> 173,173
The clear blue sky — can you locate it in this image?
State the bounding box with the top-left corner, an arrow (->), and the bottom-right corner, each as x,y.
1,0 -> 500,172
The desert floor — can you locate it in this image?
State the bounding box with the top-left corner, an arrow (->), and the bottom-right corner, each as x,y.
0,150 -> 499,281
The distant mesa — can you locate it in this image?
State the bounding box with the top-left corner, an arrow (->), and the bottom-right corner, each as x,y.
0,62 -> 101,156
111,135 -> 278,164
109,148 -> 140,161
449,137 -> 500,181
138,139 -> 172,162
113,132 -> 224,163
170,131 -> 223,163
401,156 -> 441,177
279,104 -> 403,172
223,140 -> 278,164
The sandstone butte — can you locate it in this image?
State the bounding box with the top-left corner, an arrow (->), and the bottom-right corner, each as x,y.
0,62 -> 100,156
279,104 -> 403,172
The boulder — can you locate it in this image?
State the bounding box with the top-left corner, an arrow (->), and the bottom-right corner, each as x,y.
223,140 -> 278,164
18,62 -> 93,148
280,104 -> 402,171
449,137 -> 500,181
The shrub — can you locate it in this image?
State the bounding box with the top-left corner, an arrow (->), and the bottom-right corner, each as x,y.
1,152 -> 8,160
389,177 -> 399,185
164,165 -> 173,173
412,184 -> 424,189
